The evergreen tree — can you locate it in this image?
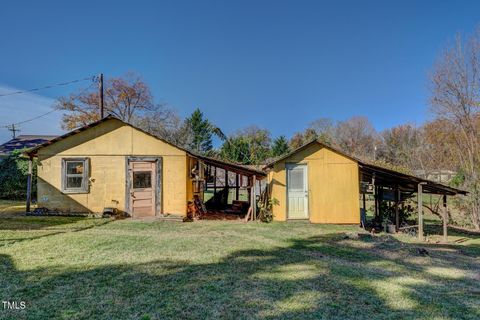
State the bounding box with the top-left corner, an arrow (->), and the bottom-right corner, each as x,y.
220,126 -> 271,164
271,135 -> 290,157
220,136 -> 251,164
185,108 -> 214,153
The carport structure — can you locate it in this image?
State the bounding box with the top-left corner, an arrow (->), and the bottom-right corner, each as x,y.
191,154 -> 266,220
359,162 -> 467,241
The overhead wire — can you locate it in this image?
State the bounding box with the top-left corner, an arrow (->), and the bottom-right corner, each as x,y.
0,76 -> 95,98
0,79 -> 97,129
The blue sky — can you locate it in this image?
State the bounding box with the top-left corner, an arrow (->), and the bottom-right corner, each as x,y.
1,0 -> 479,143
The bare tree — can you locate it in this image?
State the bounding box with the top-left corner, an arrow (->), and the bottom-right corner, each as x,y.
430,28 -> 480,229
309,118 -> 335,137
334,116 -> 378,160
289,128 -> 317,149
56,72 -> 156,130
134,108 -> 192,148
379,124 -> 428,170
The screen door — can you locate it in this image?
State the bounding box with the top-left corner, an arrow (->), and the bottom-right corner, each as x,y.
286,163 -> 308,219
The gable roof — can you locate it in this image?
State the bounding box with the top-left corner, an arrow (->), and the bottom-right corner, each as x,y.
0,135 -> 58,156
264,139 -> 467,196
25,115 -> 191,157
263,138 -> 362,168
25,115 -> 265,177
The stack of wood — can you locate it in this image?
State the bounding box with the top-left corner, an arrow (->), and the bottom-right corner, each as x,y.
186,195 -> 207,221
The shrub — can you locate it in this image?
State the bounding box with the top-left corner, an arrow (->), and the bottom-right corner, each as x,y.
0,150 -> 37,200
257,198 -> 278,223
375,200 -> 414,225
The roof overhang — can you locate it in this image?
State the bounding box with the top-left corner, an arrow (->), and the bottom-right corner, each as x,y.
359,163 -> 467,196
191,153 -> 266,178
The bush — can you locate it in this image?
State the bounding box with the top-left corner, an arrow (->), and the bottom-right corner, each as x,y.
257,198 -> 278,223
375,200 -> 414,225
0,150 -> 37,200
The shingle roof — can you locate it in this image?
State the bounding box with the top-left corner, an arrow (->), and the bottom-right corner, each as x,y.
0,135 -> 57,156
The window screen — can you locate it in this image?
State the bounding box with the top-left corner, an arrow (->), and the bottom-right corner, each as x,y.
133,171 -> 152,189
62,158 -> 89,193
288,169 -> 304,190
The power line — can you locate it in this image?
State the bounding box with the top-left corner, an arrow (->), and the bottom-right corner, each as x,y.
0,81 -> 97,130
0,109 -> 58,129
0,76 -> 95,98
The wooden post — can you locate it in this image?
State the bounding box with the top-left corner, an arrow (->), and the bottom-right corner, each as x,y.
377,187 -> 383,220
372,174 -> 377,219
225,170 -> 229,206
361,192 -> 367,229
395,186 -> 400,232
235,173 -> 239,200
442,194 -> 448,243
213,166 -> 217,194
362,192 -> 366,212
252,175 -> 257,221
418,182 -> 425,240
247,176 -> 251,198
26,156 -> 33,213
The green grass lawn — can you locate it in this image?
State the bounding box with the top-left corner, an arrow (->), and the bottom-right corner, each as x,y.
0,203 -> 479,319
0,200 -> 29,214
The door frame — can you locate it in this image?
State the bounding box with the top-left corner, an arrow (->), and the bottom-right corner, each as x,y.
125,156 -> 163,217
286,162 -> 309,220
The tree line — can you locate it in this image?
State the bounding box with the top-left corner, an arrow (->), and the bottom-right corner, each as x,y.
54,28 -> 480,230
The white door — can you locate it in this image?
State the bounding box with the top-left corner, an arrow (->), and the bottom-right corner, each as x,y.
286,164 -> 309,219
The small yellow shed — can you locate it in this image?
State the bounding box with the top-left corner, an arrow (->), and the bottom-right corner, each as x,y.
25,115 -> 265,218
265,140 -> 361,224
26,116 -> 192,217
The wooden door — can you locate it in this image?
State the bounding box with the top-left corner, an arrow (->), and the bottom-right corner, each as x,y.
286,163 -> 309,219
129,161 -> 156,217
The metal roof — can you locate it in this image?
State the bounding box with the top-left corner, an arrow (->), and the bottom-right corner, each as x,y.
192,153 -> 266,177
264,139 -> 467,196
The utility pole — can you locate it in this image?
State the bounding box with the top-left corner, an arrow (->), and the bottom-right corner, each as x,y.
7,124 -> 20,139
99,73 -> 104,118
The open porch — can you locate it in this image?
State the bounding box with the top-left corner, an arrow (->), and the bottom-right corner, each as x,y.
188,155 -> 266,221
359,162 -> 467,241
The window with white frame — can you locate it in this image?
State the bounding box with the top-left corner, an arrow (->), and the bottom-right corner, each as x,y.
61,158 -> 89,193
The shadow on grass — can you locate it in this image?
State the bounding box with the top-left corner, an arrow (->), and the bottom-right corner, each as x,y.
421,223 -> 480,238
0,217 -> 113,247
0,215 -> 110,231
0,232 -> 479,319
